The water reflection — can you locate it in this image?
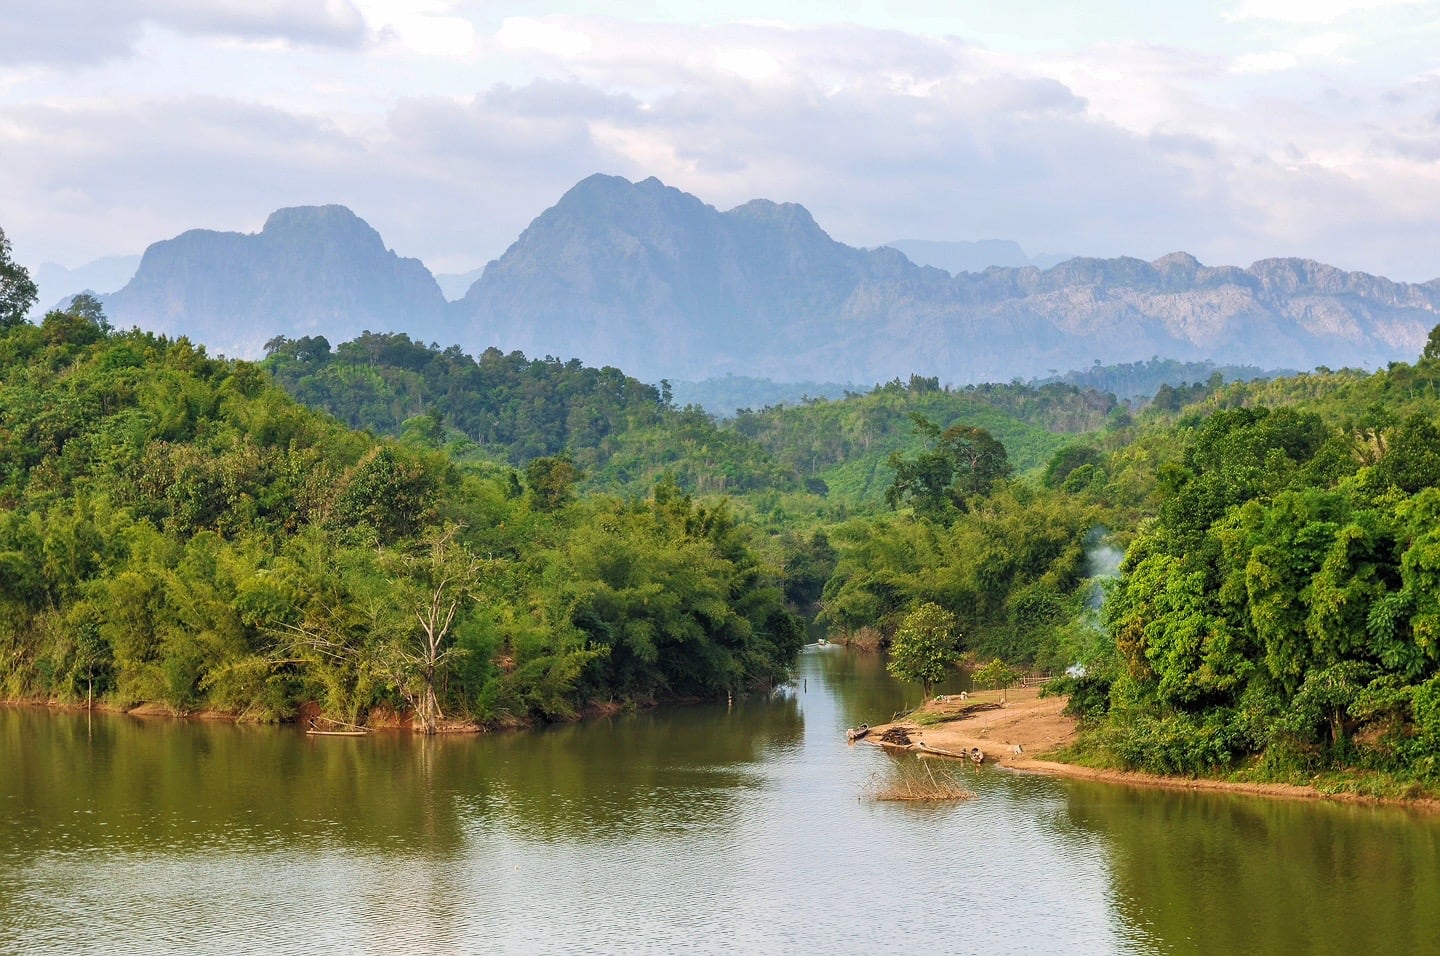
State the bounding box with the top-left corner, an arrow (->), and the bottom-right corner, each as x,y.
1062,781 -> 1440,956
457,695 -> 803,841
0,706 -> 474,860
3,653 -> 1439,955
807,645 -> 971,730
0,692 -> 803,861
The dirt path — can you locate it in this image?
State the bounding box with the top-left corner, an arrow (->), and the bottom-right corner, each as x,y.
859,687 -> 1440,811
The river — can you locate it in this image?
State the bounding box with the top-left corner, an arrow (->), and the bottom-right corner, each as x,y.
2,647 -> 1438,955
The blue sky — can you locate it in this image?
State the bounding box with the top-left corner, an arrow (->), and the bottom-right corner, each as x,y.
4,0 -> 1440,281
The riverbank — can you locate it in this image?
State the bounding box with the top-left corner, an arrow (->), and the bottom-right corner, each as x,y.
863,687 -> 1440,811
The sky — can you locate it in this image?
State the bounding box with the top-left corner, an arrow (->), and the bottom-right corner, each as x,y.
4,0 -> 1440,281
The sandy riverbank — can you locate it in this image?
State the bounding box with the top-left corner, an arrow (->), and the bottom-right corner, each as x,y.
861,687 -> 1440,811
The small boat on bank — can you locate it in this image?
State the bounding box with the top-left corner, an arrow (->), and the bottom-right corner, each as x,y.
306,719 -> 368,737
913,741 -> 966,759
846,723 -> 870,741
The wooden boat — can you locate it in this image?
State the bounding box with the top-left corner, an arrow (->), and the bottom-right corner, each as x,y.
913,741 -> 966,759
846,723 -> 870,741
306,719 -> 368,737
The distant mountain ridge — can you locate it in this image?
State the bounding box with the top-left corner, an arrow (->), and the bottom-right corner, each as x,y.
101,205 -> 447,357
91,176 -> 1439,383
33,254 -> 141,316
452,175 -> 1437,383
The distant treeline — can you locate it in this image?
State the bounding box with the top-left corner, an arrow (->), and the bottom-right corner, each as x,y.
1033,357 -> 1291,401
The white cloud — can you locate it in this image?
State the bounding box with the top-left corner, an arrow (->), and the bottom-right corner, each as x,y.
496,17 -> 594,58
0,0 -> 367,66
358,0 -> 475,57
1224,0 -> 1433,24
7,6 -> 1440,284
1232,50 -> 1299,72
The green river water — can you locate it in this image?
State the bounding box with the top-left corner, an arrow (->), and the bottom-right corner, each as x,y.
2,647 -> 1438,954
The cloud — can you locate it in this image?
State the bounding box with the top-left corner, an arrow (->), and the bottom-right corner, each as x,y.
0,0 -> 366,67
1224,0 -> 1433,24
7,12 -> 1440,284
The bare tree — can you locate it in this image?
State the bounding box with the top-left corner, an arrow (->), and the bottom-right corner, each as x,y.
277,524 -> 485,734
373,525 -> 485,733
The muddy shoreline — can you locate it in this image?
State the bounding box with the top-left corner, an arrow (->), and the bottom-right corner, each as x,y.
860,687 -> 1440,813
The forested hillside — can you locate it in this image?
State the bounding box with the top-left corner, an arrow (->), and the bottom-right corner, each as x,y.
0,288 -> 802,729
263,335 -> 1121,505
262,331 -> 801,497
1056,332 -> 1440,786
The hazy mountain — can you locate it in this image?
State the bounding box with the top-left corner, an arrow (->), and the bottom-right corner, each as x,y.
454,174 -> 924,379
453,177 -> 1439,383
434,267 -> 484,301
33,254 -> 141,316
102,205 -> 448,357
94,178 -> 1440,385
882,239 -> 1067,275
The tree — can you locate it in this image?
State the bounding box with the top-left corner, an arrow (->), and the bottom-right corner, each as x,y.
372,525 -> 485,734
886,602 -> 961,700
0,226 -> 38,330
525,454 -> 583,511
885,414 -> 1010,522
973,658 -> 1020,703
278,525 -> 484,733
1424,322 -> 1440,363
41,294 -> 110,347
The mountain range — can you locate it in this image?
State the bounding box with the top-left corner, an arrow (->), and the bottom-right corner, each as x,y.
88,175 -> 1439,384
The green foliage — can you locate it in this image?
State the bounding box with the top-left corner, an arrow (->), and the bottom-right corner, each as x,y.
525,454 -> 583,512
1091,359 -> 1440,780
886,602 -> 960,698
0,227 -> 37,330
884,414 -> 1012,522
972,658 -> 1020,700
1423,323 -> 1440,363
821,483 -> 1096,664
1091,708 -> 1246,776
0,326 -> 801,727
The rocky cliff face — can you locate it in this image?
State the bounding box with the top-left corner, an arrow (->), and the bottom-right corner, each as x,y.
454,175 -> 924,377
452,177 -> 1439,383
103,205 -> 448,357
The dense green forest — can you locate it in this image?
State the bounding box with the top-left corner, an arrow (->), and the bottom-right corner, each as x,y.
263,335 -> 1117,504
0,250 -> 803,730
9,227 -> 1440,793
1067,341 -> 1440,785
263,332 -> 802,496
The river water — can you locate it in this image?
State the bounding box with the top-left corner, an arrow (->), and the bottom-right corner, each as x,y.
2,647 -> 1438,955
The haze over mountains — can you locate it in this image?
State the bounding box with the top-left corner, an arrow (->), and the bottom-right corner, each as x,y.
881,239 -> 1067,274
89,174 -> 1440,385
32,255 -> 141,316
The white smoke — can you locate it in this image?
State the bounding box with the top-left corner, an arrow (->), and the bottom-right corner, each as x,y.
1083,528 -> 1123,611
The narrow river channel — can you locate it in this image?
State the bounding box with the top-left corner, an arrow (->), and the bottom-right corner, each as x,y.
3,647 -> 1438,955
